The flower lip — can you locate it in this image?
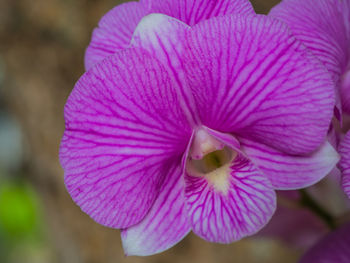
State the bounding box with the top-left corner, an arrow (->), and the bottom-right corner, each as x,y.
187,128 -> 237,175
186,146 -> 237,195
186,128 -> 239,194
189,146 -> 235,175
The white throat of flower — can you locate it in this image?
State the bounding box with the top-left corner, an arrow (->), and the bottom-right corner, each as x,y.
186,129 -> 237,194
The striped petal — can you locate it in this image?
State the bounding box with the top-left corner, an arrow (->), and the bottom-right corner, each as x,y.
85,0 -> 254,70
60,48 -> 192,228
240,138 -> 339,190
269,0 -> 350,115
184,14 -> 335,155
145,0 -> 255,26
131,14 -> 198,125
121,159 -> 190,256
84,1 -> 148,70
185,154 -> 276,243
269,0 -> 349,81
339,131 -> 350,198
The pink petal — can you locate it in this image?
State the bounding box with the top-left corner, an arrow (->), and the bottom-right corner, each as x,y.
84,1 -> 148,70
121,160 -> 190,256
269,0 -> 350,115
131,14 -> 189,69
145,0 -> 255,26
184,14 -> 335,155
131,14 -> 198,125
259,192 -> 328,249
60,48 -> 192,228
185,154 -> 276,243
328,123 -> 340,150
339,131 -> 350,198
341,70 -> 350,114
299,222 -> 350,263
269,0 -> 349,81
84,0 -> 255,70
240,138 -> 339,190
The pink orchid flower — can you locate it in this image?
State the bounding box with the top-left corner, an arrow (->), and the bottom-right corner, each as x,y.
60,10 -> 338,256
269,0 -> 350,199
84,0 -> 255,70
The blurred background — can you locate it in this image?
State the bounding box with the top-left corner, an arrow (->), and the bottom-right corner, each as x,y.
0,0 -> 310,262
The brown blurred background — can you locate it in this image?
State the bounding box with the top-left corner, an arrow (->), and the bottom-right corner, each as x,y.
0,0 -> 304,262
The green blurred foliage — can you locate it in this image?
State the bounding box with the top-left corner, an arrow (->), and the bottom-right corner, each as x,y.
0,181 -> 39,238
0,178 -> 52,263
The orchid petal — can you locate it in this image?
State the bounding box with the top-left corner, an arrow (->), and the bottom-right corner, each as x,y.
84,1 -> 148,70
185,154 -> 276,243
299,223 -> 350,263
328,123 -> 340,150
121,160 -> 190,256
145,0 -> 255,26
132,13 -> 198,125
260,192 -> 328,249
60,48 -> 192,228
184,14 -> 335,155
339,131 -> 350,198
240,138 -> 339,190
131,14 -> 190,49
270,0 -> 350,116
341,70 -> 350,114
85,0 -> 255,70
269,0 -> 349,83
